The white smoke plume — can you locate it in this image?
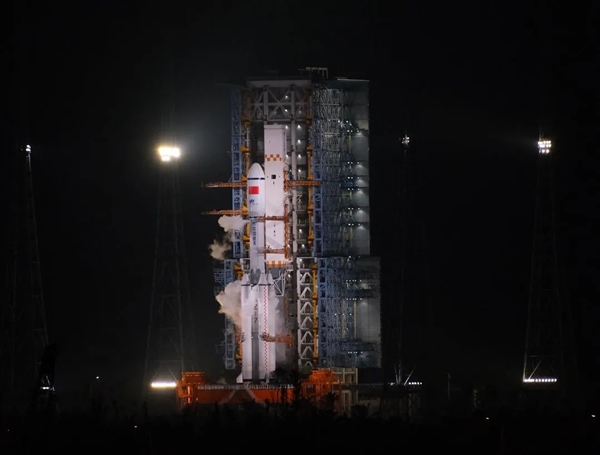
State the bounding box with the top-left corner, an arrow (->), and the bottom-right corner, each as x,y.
208,216 -> 248,260
218,215 -> 247,232
209,237 -> 231,260
216,279 -> 242,328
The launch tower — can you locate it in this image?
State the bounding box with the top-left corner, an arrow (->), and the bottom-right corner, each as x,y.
207,68 -> 381,387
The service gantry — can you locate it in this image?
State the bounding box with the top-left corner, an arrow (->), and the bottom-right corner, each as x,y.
205,68 -> 381,385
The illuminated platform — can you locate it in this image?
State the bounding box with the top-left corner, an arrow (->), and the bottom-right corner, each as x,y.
179,383 -> 294,406
176,370 -> 342,407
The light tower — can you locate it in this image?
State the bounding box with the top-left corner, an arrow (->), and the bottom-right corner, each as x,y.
393,133 -> 410,384
1,143 -> 52,412
522,138 -> 564,387
143,146 -> 196,397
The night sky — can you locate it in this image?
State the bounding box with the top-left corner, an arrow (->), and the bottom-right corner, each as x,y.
4,0 -> 598,408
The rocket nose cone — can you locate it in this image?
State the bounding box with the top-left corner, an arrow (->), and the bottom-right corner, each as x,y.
248,163 -> 265,179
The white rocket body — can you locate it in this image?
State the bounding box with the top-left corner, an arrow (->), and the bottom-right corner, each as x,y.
239,125 -> 286,383
247,163 -> 265,276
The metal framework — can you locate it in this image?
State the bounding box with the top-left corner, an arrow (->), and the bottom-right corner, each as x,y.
522,138 -> 563,384
317,257 -> 380,368
215,259 -> 238,370
311,81 -> 380,369
209,70 -> 380,377
1,144 -> 51,411
230,88 -> 245,259
144,159 -> 196,391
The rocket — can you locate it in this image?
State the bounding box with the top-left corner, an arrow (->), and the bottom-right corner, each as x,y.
241,162 -> 276,382
239,125 -> 287,383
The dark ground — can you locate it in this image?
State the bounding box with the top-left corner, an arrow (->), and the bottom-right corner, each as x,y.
1,394 -> 598,454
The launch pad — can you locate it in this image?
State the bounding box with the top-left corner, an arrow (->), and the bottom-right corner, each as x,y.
176,370 -> 343,410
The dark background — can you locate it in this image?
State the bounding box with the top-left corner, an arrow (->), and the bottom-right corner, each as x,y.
3,0 -> 598,409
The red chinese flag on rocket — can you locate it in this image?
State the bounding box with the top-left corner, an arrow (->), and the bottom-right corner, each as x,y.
249,186 -> 259,194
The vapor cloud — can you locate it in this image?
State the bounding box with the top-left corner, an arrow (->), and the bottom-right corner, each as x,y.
218,215 -> 247,231
208,216 -> 248,260
216,279 -> 242,328
209,236 -> 231,260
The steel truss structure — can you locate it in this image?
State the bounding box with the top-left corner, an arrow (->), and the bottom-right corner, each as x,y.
213,69 -> 380,377
144,160 -> 197,391
522,138 -> 564,385
1,144 -> 52,412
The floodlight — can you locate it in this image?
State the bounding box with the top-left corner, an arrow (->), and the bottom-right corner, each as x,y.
150,381 -> 177,388
537,139 -> 551,154
158,146 -> 181,162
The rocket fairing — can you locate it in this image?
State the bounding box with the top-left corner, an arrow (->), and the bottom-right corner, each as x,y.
247,162 -> 266,218
247,163 -> 266,277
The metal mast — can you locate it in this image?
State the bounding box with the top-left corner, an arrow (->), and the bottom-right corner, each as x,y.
383,134 -> 410,384
143,146 -> 196,394
1,144 -> 51,412
522,138 -> 564,386
394,133 -> 410,384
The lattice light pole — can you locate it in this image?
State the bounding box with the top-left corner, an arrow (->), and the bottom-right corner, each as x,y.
143,146 -> 196,397
522,138 -> 564,386
1,143 -> 52,412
